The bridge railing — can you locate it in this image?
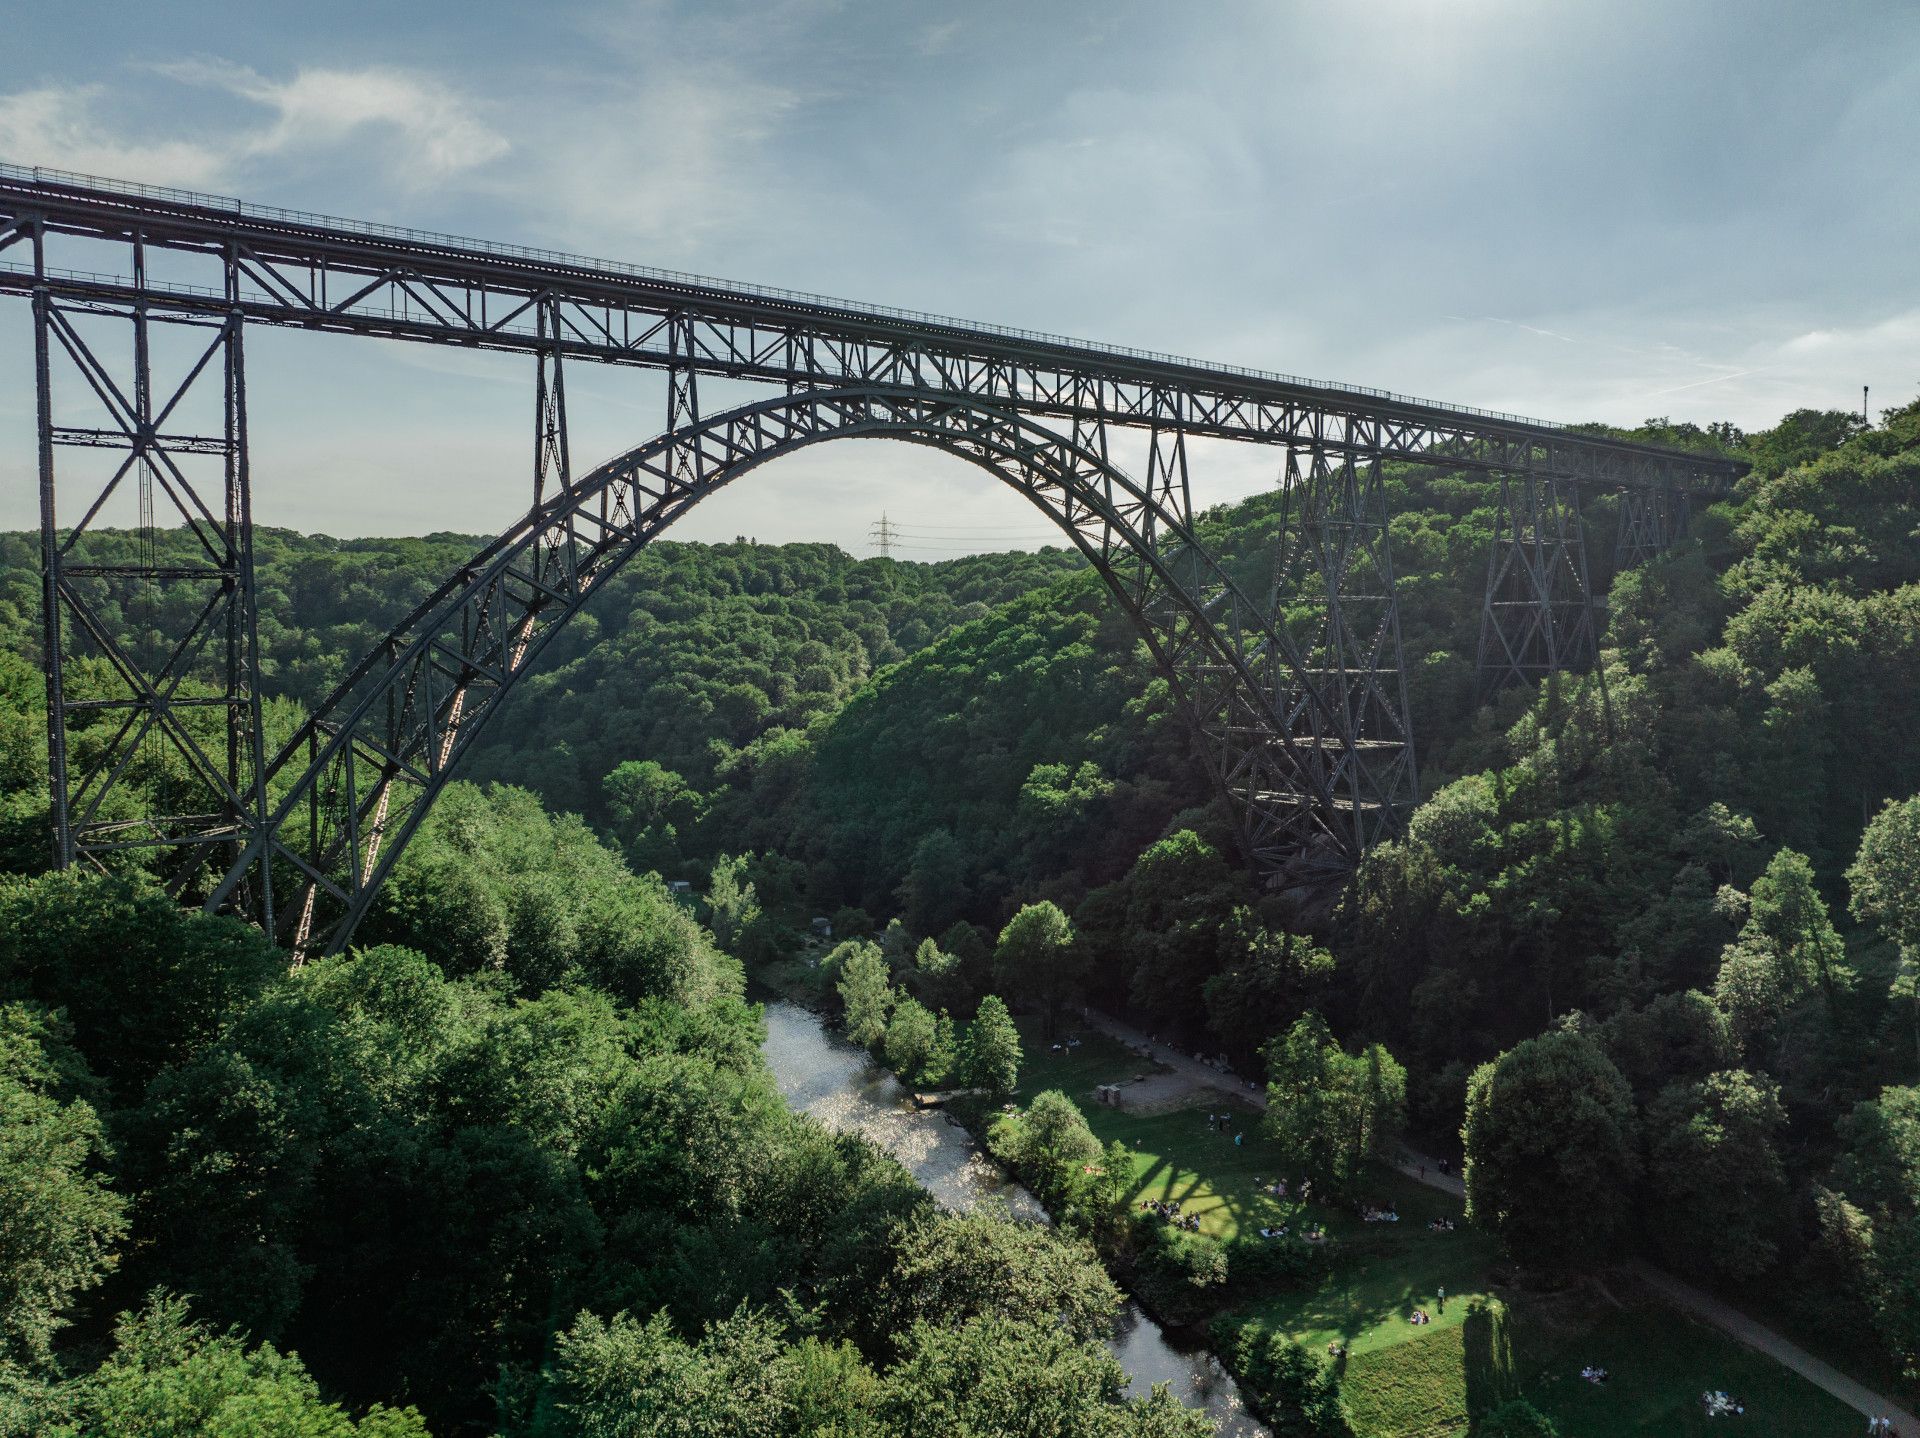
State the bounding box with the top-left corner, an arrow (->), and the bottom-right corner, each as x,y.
0,159 -> 1577,434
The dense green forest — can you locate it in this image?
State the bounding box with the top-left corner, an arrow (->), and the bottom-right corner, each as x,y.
3,395 -> 1919,1434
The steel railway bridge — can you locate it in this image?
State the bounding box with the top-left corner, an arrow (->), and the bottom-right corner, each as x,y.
0,164 -> 1746,955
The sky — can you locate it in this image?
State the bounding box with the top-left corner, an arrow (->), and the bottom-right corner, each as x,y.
2,0 -> 1916,555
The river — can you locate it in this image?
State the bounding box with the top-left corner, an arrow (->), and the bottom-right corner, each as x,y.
759,995 -> 1268,1437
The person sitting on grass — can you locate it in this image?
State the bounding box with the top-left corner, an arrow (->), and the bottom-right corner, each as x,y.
1410,1309 -> 1430,1326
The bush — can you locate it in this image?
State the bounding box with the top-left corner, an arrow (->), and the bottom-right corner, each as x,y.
1220,1321 -> 1351,1436
1129,1223 -> 1229,1326
1476,1398 -> 1559,1436
1224,1233 -> 1332,1298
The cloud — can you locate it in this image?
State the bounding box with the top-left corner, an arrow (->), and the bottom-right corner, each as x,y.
0,63 -> 507,195
507,75 -> 798,256
0,84 -> 231,185
155,59 -> 510,179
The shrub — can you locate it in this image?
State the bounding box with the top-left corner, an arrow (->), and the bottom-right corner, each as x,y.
1224,1233 -> 1332,1298
1220,1321 -> 1350,1436
1477,1398 -> 1559,1436
1129,1223 -> 1229,1327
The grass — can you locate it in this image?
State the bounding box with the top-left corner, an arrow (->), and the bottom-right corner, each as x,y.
1508,1304 -> 1861,1438
1026,1026 -> 1865,1438
1335,1294 -> 1868,1437
1013,1016 -> 1165,1101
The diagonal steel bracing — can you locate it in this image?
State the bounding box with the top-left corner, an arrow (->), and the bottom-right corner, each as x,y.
1615,484 -> 1689,570
1477,465 -> 1599,694
0,164 -> 1754,945
200,388 -> 1364,954
1272,445 -> 1418,850
0,164 -> 1746,495
26,219 -> 270,917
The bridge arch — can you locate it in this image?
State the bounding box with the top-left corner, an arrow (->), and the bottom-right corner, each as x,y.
204,385 -> 1386,955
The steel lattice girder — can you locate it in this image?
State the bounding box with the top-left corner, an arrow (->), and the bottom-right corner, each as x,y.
0,169 -> 1747,495
199,387 -> 1389,955
27,251 -> 272,918
3,165 -> 1759,943
1476,469 -> 1600,693
1615,485 -> 1689,570
1272,448 -> 1419,849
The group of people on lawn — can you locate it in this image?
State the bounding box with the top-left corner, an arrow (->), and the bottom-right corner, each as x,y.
1140,1198 -> 1202,1232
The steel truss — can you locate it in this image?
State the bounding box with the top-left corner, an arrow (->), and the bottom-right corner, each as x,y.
23,216 -> 270,913
201,387 -> 1359,954
1477,466 -> 1600,693
0,168 -> 1744,493
1273,447 -> 1418,847
0,166 -> 1753,944
1615,484 -> 1689,570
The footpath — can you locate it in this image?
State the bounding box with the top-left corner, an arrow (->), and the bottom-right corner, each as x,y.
1077,1007 -> 1920,1435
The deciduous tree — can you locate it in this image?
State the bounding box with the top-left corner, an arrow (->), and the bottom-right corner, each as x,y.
837,943 -> 895,1051
963,995 -> 1021,1098
1463,1031 -> 1638,1271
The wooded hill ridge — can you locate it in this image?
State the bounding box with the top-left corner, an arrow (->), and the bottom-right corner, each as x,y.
2,397 -> 1918,1433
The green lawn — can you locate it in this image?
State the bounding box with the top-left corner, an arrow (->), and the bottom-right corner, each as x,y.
1014,1017 -> 1165,1101
1335,1298 -> 1864,1438
1024,1030 -> 1863,1437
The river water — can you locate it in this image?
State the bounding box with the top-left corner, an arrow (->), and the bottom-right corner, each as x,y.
760,996 -> 1268,1437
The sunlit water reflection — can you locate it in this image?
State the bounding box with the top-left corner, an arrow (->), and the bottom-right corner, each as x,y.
760,996 -> 1267,1437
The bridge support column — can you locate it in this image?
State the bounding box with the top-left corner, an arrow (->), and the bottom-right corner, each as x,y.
1615,484 -> 1688,570
1272,446 -> 1417,849
31,240 -> 271,923
532,296 -> 570,509
1477,465 -> 1598,695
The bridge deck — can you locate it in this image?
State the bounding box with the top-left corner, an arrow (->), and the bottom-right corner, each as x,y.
0,162 -> 1746,494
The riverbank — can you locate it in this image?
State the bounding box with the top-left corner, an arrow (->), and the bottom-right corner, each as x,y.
755,992 -> 1269,1436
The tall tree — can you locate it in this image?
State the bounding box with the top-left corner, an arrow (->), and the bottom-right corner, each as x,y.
838,943 -> 895,1051
1203,915 -> 1335,1073
1713,847 -> 1846,1052
996,1090 -> 1102,1201
993,901 -> 1084,1036
0,1003 -> 126,1370
963,996 -> 1022,1098
1828,1085 -> 1920,1373
1850,795 -> 1920,1071
1261,1012 -> 1406,1195
1645,1069 -> 1791,1281
883,996 -> 939,1084
706,852 -> 769,963
1463,1030 -> 1638,1271
897,829 -> 968,938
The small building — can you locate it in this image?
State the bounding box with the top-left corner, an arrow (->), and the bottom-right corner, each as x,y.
810,916 -> 833,939
667,880 -> 692,898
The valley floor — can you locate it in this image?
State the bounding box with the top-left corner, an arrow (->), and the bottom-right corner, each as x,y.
1022,1013 -> 1898,1438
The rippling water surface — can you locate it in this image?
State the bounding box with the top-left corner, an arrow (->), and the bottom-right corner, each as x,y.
759,996 -> 1268,1437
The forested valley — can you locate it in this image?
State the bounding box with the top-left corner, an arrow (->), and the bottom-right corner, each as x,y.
3,395 -> 1918,1436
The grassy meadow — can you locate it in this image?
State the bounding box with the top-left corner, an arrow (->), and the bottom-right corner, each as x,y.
1016,1020 -> 1863,1438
